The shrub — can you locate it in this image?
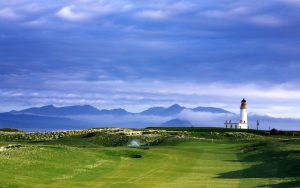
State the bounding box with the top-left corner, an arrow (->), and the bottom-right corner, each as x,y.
0,128 -> 24,132
270,128 -> 279,135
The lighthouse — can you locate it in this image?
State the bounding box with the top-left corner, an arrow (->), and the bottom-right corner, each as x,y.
224,98 -> 248,129
239,98 -> 248,129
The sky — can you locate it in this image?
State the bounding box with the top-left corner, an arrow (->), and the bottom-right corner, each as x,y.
1,0 -> 300,118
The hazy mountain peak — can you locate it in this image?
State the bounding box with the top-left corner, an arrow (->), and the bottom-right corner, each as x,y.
169,104 -> 182,108
140,104 -> 233,116
161,118 -> 193,126
140,104 -> 185,116
45,105 -> 55,107
192,107 -> 234,114
99,108 -> 131,115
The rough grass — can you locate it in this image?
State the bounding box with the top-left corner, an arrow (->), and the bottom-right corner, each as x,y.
0,137 -> 300,188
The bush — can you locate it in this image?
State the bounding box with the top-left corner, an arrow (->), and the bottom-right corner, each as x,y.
84,132 -> 129,147
270,128 -> 286,135
0,128 -> 24,132
82,132 -> 97,138
270,128 -> 279,135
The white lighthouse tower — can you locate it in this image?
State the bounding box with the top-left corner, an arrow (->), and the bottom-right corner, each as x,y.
239,98 -> 248,129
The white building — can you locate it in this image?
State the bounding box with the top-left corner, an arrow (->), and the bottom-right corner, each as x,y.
224,98 -> 248,129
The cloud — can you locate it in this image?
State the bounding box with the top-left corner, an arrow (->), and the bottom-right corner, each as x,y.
55,1 -> 134,22
201,4 -> 288,28
134,10 -> 169,20
0,8 -> 22,20
202,6 -> 252,19
278,0 -> 300,6
56,5 -> 90,22
72,114 -> 169,126
133,1 -> 195,21
1,0 -> 300,123
2,77 -> 300,118
250,15 -> 285,27
178,109 -> 236,123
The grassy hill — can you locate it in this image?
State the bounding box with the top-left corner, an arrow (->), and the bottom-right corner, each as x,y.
0,128 -> 299,187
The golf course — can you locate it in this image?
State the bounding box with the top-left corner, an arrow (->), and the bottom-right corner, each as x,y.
0,128 -> 300,188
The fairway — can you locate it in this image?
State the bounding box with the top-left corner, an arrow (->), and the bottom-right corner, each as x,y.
1,138 -> 300,188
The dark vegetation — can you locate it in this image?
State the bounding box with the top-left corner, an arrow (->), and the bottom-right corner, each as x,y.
1,127 -> 300,147
0,128 -> 24,132
219,140 -> 300,181
82,132 -> 129,147
269,128 -> 300,136
147,127 -> 300,137
0,131 -> 68,142
146,127 -> 266,133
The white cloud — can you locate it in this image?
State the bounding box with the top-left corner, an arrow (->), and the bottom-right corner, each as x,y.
173,109 -> 237,126
278,0 -> 300,6
170,2 -> 195,12
200,3 -> 288,28
87,1 -> 133,14
55,1 -> 133,22
178,109 -> 235,121
56,5 -> 90,22
72,114 -> 169,126
134,1 -> 195,21
134,10 -> 169,20
0,8 -> 22,20
3,78 -> 300,118
202,6 -> 253,19
250,15 -> 285,27
11,92 -> 24,97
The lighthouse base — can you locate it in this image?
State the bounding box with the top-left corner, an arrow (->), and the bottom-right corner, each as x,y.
239,123 -> 248,129
224,122 -> 248,129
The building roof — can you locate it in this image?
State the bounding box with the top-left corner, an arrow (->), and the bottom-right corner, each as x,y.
240,98 -> 247,109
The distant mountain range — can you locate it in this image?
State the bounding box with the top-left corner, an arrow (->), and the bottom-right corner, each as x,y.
0,104 -> 232,131
140,104 -> 233,116
10,104 -> 233,117
0,112 -> 87,132
11,105 -> 131,116
1,104 -> 299,131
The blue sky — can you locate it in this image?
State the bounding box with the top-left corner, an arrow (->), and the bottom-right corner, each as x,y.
1,0 -> 300,117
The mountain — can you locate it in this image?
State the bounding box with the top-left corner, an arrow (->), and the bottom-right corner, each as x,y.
2,104 -> 300,131
10,104 -> 232,117
0,113 -> 89,132
192,107 -> 234,114
139,107 -> 168,116
161,118 -> 193,126
11,105 -> 131,116
140,104 -> 233,116
98,108 -> 130,116
140,104 -> 186,116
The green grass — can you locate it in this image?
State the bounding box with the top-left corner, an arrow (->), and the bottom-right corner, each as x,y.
1,137 -> 300,188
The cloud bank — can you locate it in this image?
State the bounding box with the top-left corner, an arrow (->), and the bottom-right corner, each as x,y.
0,0 -> 300,121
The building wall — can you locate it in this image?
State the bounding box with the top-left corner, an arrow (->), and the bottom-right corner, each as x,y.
239,123 -> 248,129
240,108 -> 247,124
239,108 -> 248,129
